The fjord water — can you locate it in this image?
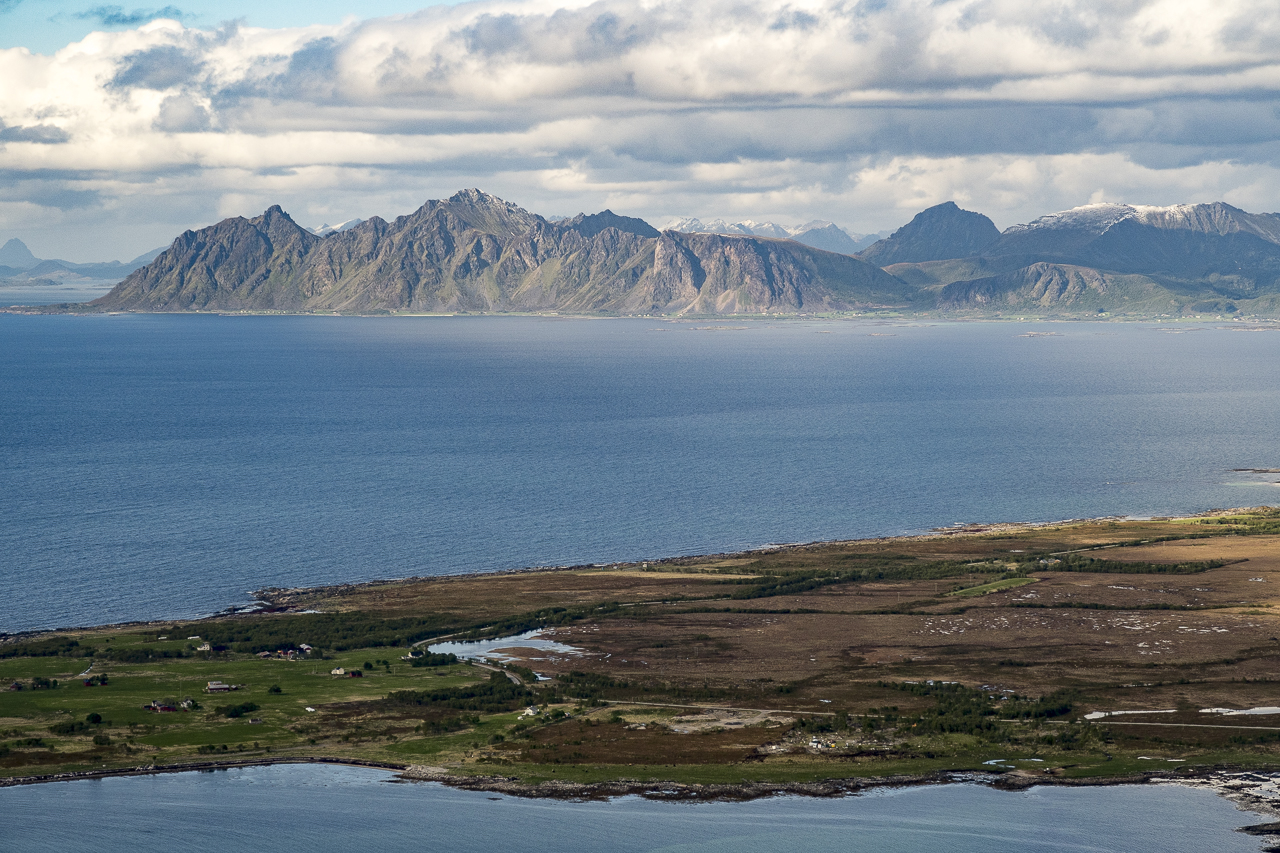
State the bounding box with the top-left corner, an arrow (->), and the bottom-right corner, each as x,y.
0,764 -> 1265,852
3,315 -> 1279,632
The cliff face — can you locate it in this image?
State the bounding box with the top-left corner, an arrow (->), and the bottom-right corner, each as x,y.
95,190 -> 911,314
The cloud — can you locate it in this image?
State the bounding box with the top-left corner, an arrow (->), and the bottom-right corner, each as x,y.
0,122 -> 70,143
4,0 -> 1280,260
110,44 -> 203,89
76,5 -> 188,27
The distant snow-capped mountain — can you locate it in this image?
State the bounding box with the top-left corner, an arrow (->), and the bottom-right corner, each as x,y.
664,217 -> 883,255
307,219 -> 365,237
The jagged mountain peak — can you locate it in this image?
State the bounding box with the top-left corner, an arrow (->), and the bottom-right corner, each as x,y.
92,189 -> 910,315
560,210 -> 660,239
409,189 -> 544,236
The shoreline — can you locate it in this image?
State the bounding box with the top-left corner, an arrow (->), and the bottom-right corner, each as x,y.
0,753 -> 1253,801
3,504 -> 1272,642
6,305 -> 1280,324
6,754 -> 1280,827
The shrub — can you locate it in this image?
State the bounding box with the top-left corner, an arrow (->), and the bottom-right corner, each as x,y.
386,672 -> 534,713
409,653 -> 458,668
0,638 -> 92,659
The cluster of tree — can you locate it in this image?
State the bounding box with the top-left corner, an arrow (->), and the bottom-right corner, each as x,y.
415,714 -> 480,735
386,671 -> 535,713
1030,555 -> 1227,574
170,611 -> 459,654
723,556 -> 1001,601
452,603 -> 624,641
214,702 -> 260,719
868,682 -> 1081,743
0,638 -> 93,659
1199,509 -> 1280,536
48,712 -> 108,735
97,646 -> 190,663
408,652 -> 458,667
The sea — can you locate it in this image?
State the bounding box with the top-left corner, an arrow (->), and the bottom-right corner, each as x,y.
3,314 -> 1280,633
4,313 -> 1280,847
0,764 -> 1269,852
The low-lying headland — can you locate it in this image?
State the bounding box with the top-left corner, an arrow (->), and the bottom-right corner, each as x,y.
5,508 -> 1280,806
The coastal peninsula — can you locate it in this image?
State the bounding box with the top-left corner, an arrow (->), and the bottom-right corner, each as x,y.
4,508 -> 1280,798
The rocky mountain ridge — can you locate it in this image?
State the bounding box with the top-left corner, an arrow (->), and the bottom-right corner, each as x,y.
666,217 -> 881,255
94,190 -> 910,314
65,192 -> 1280,317
866,200 -> 1280,315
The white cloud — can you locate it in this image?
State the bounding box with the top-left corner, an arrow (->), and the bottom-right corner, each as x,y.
3,0 -> 1280,259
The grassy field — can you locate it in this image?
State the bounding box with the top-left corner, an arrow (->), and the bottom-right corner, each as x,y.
5,507 -> 1280,786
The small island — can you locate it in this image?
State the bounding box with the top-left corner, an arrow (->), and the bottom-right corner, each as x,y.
3,508 -> 1280,801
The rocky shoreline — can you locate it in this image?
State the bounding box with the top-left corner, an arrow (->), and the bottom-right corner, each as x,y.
6,754 -> 1277,810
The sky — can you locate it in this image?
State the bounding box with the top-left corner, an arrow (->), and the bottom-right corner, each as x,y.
3,0 -> 1280,261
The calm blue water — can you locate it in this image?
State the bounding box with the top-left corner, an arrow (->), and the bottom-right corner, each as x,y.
3,315 -> 1279,632
0,764 -> 1266,852
1,282 -> 117,306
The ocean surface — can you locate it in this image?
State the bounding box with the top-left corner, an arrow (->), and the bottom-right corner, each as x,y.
0,764 -> 1267,852
0,281 -> 117,307
3,314 -> 1280,632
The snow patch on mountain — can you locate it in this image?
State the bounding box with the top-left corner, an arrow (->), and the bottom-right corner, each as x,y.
1003,204 -> 1137,236
308,219 -> 365,237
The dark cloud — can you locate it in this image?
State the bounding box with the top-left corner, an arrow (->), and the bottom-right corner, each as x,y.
0,175 -> 99,209
0,122 -> 69,144
111,45 -> 203,90
76,5 -> 188,27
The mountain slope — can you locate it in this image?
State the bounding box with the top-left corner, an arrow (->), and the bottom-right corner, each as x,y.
869,200 -> 1280,315
0,238 -> 39,270
94,191 -> 913,315
858,202 -> 1001,266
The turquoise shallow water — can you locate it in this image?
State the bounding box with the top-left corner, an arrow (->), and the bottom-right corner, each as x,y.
0,765 -> 1266,852
3,315 -> 1280,631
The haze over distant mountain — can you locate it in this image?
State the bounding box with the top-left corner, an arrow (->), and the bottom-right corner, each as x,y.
92,190 -> 911,315
0,238 -> 39,271
0,238 -> 164,285
667,217 -> 882,255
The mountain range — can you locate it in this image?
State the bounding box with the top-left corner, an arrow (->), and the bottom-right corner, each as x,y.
0,238 -> 163,285
91,191 -> 909,314
874,200 -> 1280,315
59,191 -> 1280,317
665,217 -> 884,255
